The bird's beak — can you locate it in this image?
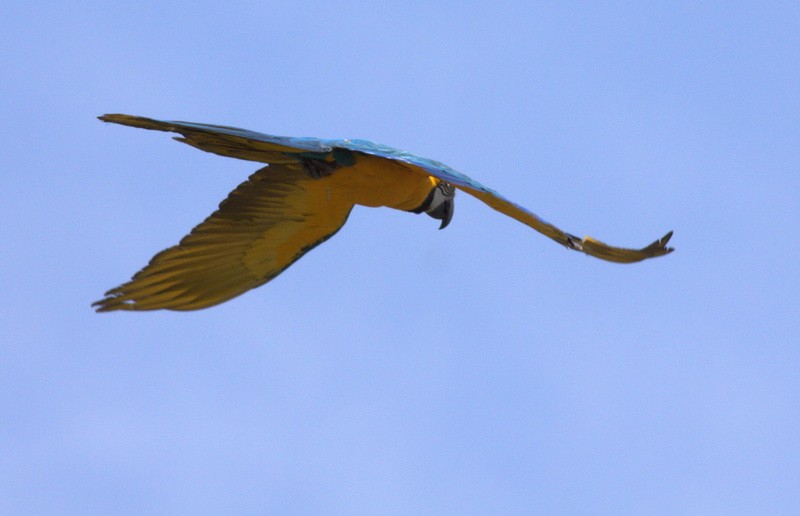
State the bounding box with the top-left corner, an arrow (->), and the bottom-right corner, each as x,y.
429,198 -> 454,230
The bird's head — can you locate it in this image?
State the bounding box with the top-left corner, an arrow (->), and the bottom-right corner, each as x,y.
413,180 -> 455,229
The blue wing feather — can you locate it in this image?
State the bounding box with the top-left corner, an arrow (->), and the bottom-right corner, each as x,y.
167,120 -> 494,199
172,120 -> 336,153
101,114 -> 500,195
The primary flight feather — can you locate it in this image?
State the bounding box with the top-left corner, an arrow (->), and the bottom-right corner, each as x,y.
93,114 -> 673,312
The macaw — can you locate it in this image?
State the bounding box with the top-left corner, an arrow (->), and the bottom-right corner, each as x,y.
93,114 -> 673,312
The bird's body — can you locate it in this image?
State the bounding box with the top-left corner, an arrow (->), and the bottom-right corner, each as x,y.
94,114 -> 673,312
316,152 -> 440,210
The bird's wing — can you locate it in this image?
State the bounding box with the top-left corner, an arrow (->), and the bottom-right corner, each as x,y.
339,140 -> 674,263
93,164 -> 352,311
99,114 -> 673,263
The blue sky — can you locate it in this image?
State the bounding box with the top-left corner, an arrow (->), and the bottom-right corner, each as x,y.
2,1 -> 798,513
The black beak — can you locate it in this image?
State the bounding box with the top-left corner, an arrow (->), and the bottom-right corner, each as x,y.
429,198 -> 454,230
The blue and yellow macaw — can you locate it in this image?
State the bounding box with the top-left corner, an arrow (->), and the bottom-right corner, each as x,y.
93,114 -> 673,312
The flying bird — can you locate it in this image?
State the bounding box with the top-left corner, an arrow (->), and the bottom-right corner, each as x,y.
93,114 -> 673,312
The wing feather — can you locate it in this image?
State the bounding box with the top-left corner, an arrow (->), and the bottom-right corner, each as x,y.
93,164 -> 352,311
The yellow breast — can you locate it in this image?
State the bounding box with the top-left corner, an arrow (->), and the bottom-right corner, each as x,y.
317,153 -> 437,211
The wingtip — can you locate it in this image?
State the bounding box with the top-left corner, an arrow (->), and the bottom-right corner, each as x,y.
650,230 -> 675,254
91,300 -> 109,313
638,229 -> 676,259
91,297 -> 115,313
97,114 -> 170,132
580,230 -> 674,263
98,113 -> 128,123
92,296 -> 135,313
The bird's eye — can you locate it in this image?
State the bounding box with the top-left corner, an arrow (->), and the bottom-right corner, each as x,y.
438,182 -> 455,196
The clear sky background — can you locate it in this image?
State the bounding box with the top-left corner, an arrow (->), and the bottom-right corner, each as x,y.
2,2 -> 798,513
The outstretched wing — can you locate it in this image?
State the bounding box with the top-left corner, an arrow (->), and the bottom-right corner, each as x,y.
99,114 -> 673,263
453,176 -> 673,263
93,164 -> 352,311
337,139 -> 674,263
